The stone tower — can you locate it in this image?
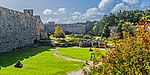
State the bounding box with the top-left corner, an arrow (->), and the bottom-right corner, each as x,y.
23,9 -> 33,16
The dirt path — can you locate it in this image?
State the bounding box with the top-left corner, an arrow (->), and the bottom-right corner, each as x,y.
53,47 -> 102,75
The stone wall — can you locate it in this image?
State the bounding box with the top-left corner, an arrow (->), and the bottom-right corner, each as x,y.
46,22 -> 86,34
0,6 -> 47,52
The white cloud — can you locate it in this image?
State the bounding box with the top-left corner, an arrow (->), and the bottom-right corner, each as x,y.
54,12 -> 59,15
71,12 -> 82,20
48,18 -> 59,22
44,7 -> 104,23
43,9 -> 53,15
122,0 -> 138,4
72,12 -> 81,15
64,20 -> 72,24
57,8 -> 66,14
82,7 -> 104,19
111,3 -> 129,13
43,8 -> 67,15
99,0 -> 113,10
72,15 -> 80,20
70,7 -> 104,21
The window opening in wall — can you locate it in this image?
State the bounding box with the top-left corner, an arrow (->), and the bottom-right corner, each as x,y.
27,11 -> 30,14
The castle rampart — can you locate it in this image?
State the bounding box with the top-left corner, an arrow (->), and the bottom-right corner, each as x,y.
0,6 -> 47,52
46,22 -> 86,34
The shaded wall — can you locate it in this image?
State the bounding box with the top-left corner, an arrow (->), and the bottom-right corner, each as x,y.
0,6 -> 44,52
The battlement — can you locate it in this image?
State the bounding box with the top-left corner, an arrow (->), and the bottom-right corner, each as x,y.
46,22 -> 86,34
34,15 -> 41,19
23,9 -> 33,16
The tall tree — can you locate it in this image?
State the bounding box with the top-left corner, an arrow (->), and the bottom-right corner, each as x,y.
54,26 -> 65,38
101,23 -> 110,38
92,22 -> 102,36
116,20 -> 124,39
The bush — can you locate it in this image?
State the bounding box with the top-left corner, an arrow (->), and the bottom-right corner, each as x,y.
69,34 -> 75,38
54,33 -> 65,38
145,16 -> 150,20
79,39 -> 92,47
89,26 -> 150,75
68,42 -> 79,47
74,34 -> 84,38
68,38 -> 81,43
83,35 -> 91,39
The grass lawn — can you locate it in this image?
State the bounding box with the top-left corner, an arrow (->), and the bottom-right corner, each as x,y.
0,46 -> 84,75
57,47 -> 108,60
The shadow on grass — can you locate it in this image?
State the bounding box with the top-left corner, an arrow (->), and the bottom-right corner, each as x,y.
0,46 -> 52,67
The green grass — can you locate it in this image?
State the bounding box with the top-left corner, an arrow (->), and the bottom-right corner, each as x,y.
0,46 -> 83,75
57,47 -> 108,60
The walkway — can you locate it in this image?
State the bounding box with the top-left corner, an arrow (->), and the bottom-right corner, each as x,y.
53,47 -> 85,62
53,47 -> 102,75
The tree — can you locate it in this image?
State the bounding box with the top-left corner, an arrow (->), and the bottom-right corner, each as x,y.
122,22 -> 134,36
116,20 -> 124,39
53,26 -> 65,38
92,22 -> 102,36
89,26 -> 150,75
101,23 -> 110,38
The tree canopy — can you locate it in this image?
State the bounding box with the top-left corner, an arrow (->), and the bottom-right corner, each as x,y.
54,26 -> 65,38
91,8 -> 150,37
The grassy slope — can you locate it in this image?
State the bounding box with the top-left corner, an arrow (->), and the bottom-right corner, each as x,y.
57,47 -> 108,60
0,46 -> 83,75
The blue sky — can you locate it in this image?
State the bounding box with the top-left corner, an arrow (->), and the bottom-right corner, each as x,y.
0,0 -> 149,23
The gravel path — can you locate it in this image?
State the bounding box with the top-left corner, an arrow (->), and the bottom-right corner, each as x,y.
53,47 -> 102,75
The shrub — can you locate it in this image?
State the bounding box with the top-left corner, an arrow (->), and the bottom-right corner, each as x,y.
83,35 -> 91,39
65,31 -> 72,35
79,39 -> 92,47
70,38 -> 81,42
74,34 -> 84,38
68,42 -> 79,47
145,16 -> 150,20
89,26 -> 150,75
69,34 -> 75,38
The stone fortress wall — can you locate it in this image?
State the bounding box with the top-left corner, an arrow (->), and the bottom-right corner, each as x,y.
0,6 -> 47,52
46,22 -> 86,34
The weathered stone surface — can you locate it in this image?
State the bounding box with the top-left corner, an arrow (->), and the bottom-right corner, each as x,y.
0,6 -> 47,52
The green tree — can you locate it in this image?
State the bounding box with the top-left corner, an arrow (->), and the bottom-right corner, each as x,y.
92,22 -> 102,36
116,20 -> 124,39
122,22 -> 134,36
101,23 -> 110,38
54,26 -> 65,38
89,26 -> 150,75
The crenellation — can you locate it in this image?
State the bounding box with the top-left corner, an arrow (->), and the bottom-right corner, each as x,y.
46,22 -> 86,34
